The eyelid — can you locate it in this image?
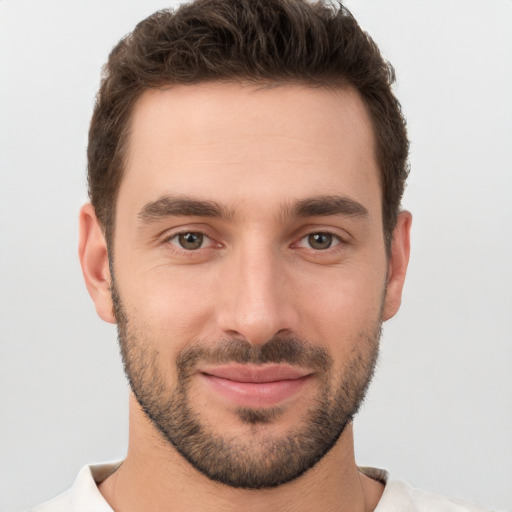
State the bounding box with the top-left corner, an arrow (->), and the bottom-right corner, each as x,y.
157,224 -> 350,252
291,224 -> 351,244
160,226 -> 221,250
294,232 -> 343,250
158,223 -> 213,240
169,232 -> 211,249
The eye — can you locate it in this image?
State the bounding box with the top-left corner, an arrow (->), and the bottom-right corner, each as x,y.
297,232 -> 341,250
169,232 -> 209,250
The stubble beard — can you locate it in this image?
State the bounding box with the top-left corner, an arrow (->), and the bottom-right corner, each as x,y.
111,281 -> 381,489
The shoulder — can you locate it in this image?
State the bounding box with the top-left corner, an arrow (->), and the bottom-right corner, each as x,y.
29,487 -> 75,512
360,467 -> 491,512
381,478 -> 491,512
27,462 -> 120,512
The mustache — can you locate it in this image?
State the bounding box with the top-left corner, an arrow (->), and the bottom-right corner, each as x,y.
176,335 -> 333,375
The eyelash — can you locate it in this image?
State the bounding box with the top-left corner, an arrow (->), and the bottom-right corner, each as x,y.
164,230 -> 218,251
294,232 -> 343,251
162,229 -> 346,253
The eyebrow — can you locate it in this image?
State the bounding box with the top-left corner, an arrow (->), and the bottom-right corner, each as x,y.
287,195 -> 369,219
138,196 -> 234,223
138,194 -> 368,224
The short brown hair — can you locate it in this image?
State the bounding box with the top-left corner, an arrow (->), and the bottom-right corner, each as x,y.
88,0 -> 409,250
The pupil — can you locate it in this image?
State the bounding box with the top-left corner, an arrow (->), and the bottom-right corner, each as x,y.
309,233 -> 332,250
179,232 -> 203,250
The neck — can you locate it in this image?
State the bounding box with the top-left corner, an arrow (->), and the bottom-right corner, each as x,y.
99,395 -> 383,512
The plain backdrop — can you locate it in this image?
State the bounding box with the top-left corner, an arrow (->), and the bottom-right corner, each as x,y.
0,1 -> 511,511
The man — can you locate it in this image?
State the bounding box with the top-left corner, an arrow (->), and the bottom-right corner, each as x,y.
30,1 -> 489,511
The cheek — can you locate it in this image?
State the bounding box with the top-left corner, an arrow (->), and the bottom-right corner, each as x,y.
294,262 -> 386,342
118,265 -> 219,350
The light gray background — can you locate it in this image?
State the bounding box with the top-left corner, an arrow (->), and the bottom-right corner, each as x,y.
1,1 -> 511,511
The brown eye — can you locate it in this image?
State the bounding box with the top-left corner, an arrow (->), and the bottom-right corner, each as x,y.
177,232 -> 204,250
307,233 -> 333,250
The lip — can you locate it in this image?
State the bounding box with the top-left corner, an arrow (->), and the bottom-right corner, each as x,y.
199,364 -> 312,408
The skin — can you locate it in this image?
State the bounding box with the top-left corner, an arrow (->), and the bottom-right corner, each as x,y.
79,83 -> 411,512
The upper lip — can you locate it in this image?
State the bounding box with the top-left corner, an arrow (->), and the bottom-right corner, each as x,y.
200,363 -> 311,383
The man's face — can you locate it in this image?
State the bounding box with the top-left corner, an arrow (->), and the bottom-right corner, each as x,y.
99,84 -> 405,488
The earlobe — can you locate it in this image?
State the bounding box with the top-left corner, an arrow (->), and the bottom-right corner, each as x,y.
78,203 -> 116,324
382,210 -> 412,321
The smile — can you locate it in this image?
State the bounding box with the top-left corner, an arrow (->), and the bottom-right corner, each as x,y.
199,363 -> 313,408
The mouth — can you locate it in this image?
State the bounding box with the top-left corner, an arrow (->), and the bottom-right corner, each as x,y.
198,363 -> 313,408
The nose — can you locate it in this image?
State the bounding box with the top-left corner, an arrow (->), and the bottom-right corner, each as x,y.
216,242 -> 299,346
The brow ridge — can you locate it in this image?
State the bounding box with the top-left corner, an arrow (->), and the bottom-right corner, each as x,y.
138,194 -> 368,224
138,196 -> 233,223
288,195 -> 369,218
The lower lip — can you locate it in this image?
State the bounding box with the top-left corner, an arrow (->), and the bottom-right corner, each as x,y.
201,373 -> 310,408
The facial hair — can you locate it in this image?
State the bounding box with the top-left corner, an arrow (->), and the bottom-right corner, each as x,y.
111,280 -> 381,489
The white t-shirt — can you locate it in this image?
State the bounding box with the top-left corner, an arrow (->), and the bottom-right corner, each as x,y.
28,462 -> 491,512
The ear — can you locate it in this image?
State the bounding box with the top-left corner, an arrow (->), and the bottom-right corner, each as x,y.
382,210 -> 412,321
78,203 -> 116,324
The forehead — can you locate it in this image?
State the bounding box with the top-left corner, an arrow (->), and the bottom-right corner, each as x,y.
119,83 -> 380,220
